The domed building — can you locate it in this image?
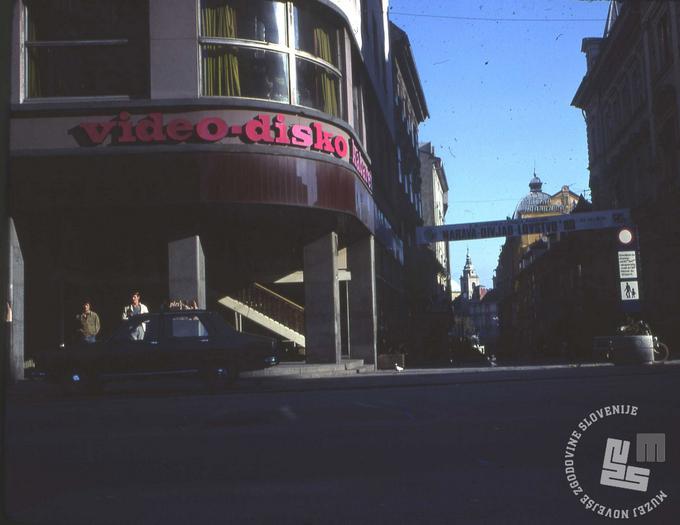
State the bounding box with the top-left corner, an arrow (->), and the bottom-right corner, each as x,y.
498,174 -> 580,278
514,176 -> 568,218
493,173 -> 582,359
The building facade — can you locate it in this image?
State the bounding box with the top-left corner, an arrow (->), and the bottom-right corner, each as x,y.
7,0 -> 436,375
452,252 -> 499,354
459,249 -> 480,300
418,142 -> 450,304
572,0 -> 680,354
494,176 -> 581,359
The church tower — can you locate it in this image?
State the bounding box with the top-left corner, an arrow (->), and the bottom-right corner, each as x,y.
460,249 -> 480,300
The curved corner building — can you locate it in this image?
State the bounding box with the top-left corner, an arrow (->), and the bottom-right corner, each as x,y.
9,0 -> 408,368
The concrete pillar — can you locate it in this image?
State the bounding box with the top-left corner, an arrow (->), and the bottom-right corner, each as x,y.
304,232 -> 341,364
168,236 -> 206,308
149,0 -> 198,99
8,218 -> 24,382
348,235 -> 377,366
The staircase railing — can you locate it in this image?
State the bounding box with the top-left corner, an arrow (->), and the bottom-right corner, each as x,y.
235,283 -> 305,335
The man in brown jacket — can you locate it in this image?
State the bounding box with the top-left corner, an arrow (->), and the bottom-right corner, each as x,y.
77,301 -> 101,343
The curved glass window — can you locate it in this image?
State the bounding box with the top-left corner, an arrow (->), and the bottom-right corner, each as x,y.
199,0 -> 344,118
200,0 -> 286,45
202,45 -> 288,101
296,58 -> 340,117
294,4 -> 340,67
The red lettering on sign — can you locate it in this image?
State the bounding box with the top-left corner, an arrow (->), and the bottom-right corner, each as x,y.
76,112 -> 368,190
273,114 -> 291,145
244,114 -> 275,143
351,139 -> 372,190
117,112 -> 136,143
332,136 -> 348,158
311,122 -> 335,153
166,118 -> 193,142
195,117 -> 228,142
290,125 -> 313,147
79,121 -> 116,144
136,113 -> 166,143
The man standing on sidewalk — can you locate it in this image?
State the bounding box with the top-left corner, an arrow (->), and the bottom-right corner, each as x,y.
122,291 -> 149,340
76,300 -> 101,343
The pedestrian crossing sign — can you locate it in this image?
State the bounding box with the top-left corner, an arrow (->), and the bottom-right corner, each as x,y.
620,281 -> 639,301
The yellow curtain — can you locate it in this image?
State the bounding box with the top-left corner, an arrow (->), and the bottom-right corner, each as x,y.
201,3 -> 240,96
314,27 -> 338,117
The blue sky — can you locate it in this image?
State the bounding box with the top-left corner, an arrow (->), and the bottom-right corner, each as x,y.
389,0 -> 611,287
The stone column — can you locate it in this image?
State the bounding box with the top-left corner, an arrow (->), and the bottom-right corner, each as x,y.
149,0 -> 198,99
304,232 -> 341,364
168,236 -> 206,308
8,218 -> 24,382
348,235 -> 377,366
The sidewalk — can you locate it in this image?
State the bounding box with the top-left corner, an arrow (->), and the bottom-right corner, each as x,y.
9,359 -> 679,399
233,358 -> 680,393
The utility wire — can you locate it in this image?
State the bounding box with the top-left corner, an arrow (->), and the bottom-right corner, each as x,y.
389,11 -> 605,23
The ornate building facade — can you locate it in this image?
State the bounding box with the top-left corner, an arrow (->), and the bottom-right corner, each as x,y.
572,0 -> 680,354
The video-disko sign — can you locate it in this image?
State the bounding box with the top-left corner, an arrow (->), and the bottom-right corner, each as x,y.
76,111 -> 372,191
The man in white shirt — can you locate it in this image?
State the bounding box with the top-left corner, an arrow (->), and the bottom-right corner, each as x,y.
122,291 -> 149,340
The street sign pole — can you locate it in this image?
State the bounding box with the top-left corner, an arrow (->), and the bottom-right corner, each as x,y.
617,226 -> 641,314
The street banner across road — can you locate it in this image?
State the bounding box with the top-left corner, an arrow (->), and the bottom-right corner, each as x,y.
416,209 -> 632,244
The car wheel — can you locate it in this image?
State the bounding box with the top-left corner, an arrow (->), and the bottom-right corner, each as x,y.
203,364 -> 238,393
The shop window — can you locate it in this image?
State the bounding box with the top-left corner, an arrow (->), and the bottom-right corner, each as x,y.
201,0 -> 286,44
296,58 -> 341,117
24,0 -> 149,98
200,0 -> 344,118
202,45 -> 288,101
294,4 -> 340,67
352,58 -> 365,143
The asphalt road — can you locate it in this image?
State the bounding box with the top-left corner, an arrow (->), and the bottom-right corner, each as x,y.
4,364 -> 680,524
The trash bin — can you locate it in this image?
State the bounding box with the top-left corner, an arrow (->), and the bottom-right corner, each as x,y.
610,335 -> 654,365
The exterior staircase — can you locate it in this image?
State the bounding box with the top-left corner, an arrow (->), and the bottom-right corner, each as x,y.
218,283 -> 305,348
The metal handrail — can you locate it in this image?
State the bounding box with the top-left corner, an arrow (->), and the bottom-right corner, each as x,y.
253,283 -> 303,311
236,283 -> 304,334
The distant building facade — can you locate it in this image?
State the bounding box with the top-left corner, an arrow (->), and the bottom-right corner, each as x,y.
459,249 -> 480,300
494,176 -> 581,359
419,142 -> 451,305
572,0 -> 680,353
453,252 -> 499,353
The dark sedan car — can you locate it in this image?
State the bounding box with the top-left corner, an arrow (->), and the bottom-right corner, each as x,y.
37,310 -> 279,393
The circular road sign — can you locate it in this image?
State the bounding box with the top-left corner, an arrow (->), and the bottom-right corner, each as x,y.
618,228 -> 634,245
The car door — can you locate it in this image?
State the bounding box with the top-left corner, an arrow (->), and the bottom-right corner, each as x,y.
105,314 -> 161,374
161,312 -> 216,371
